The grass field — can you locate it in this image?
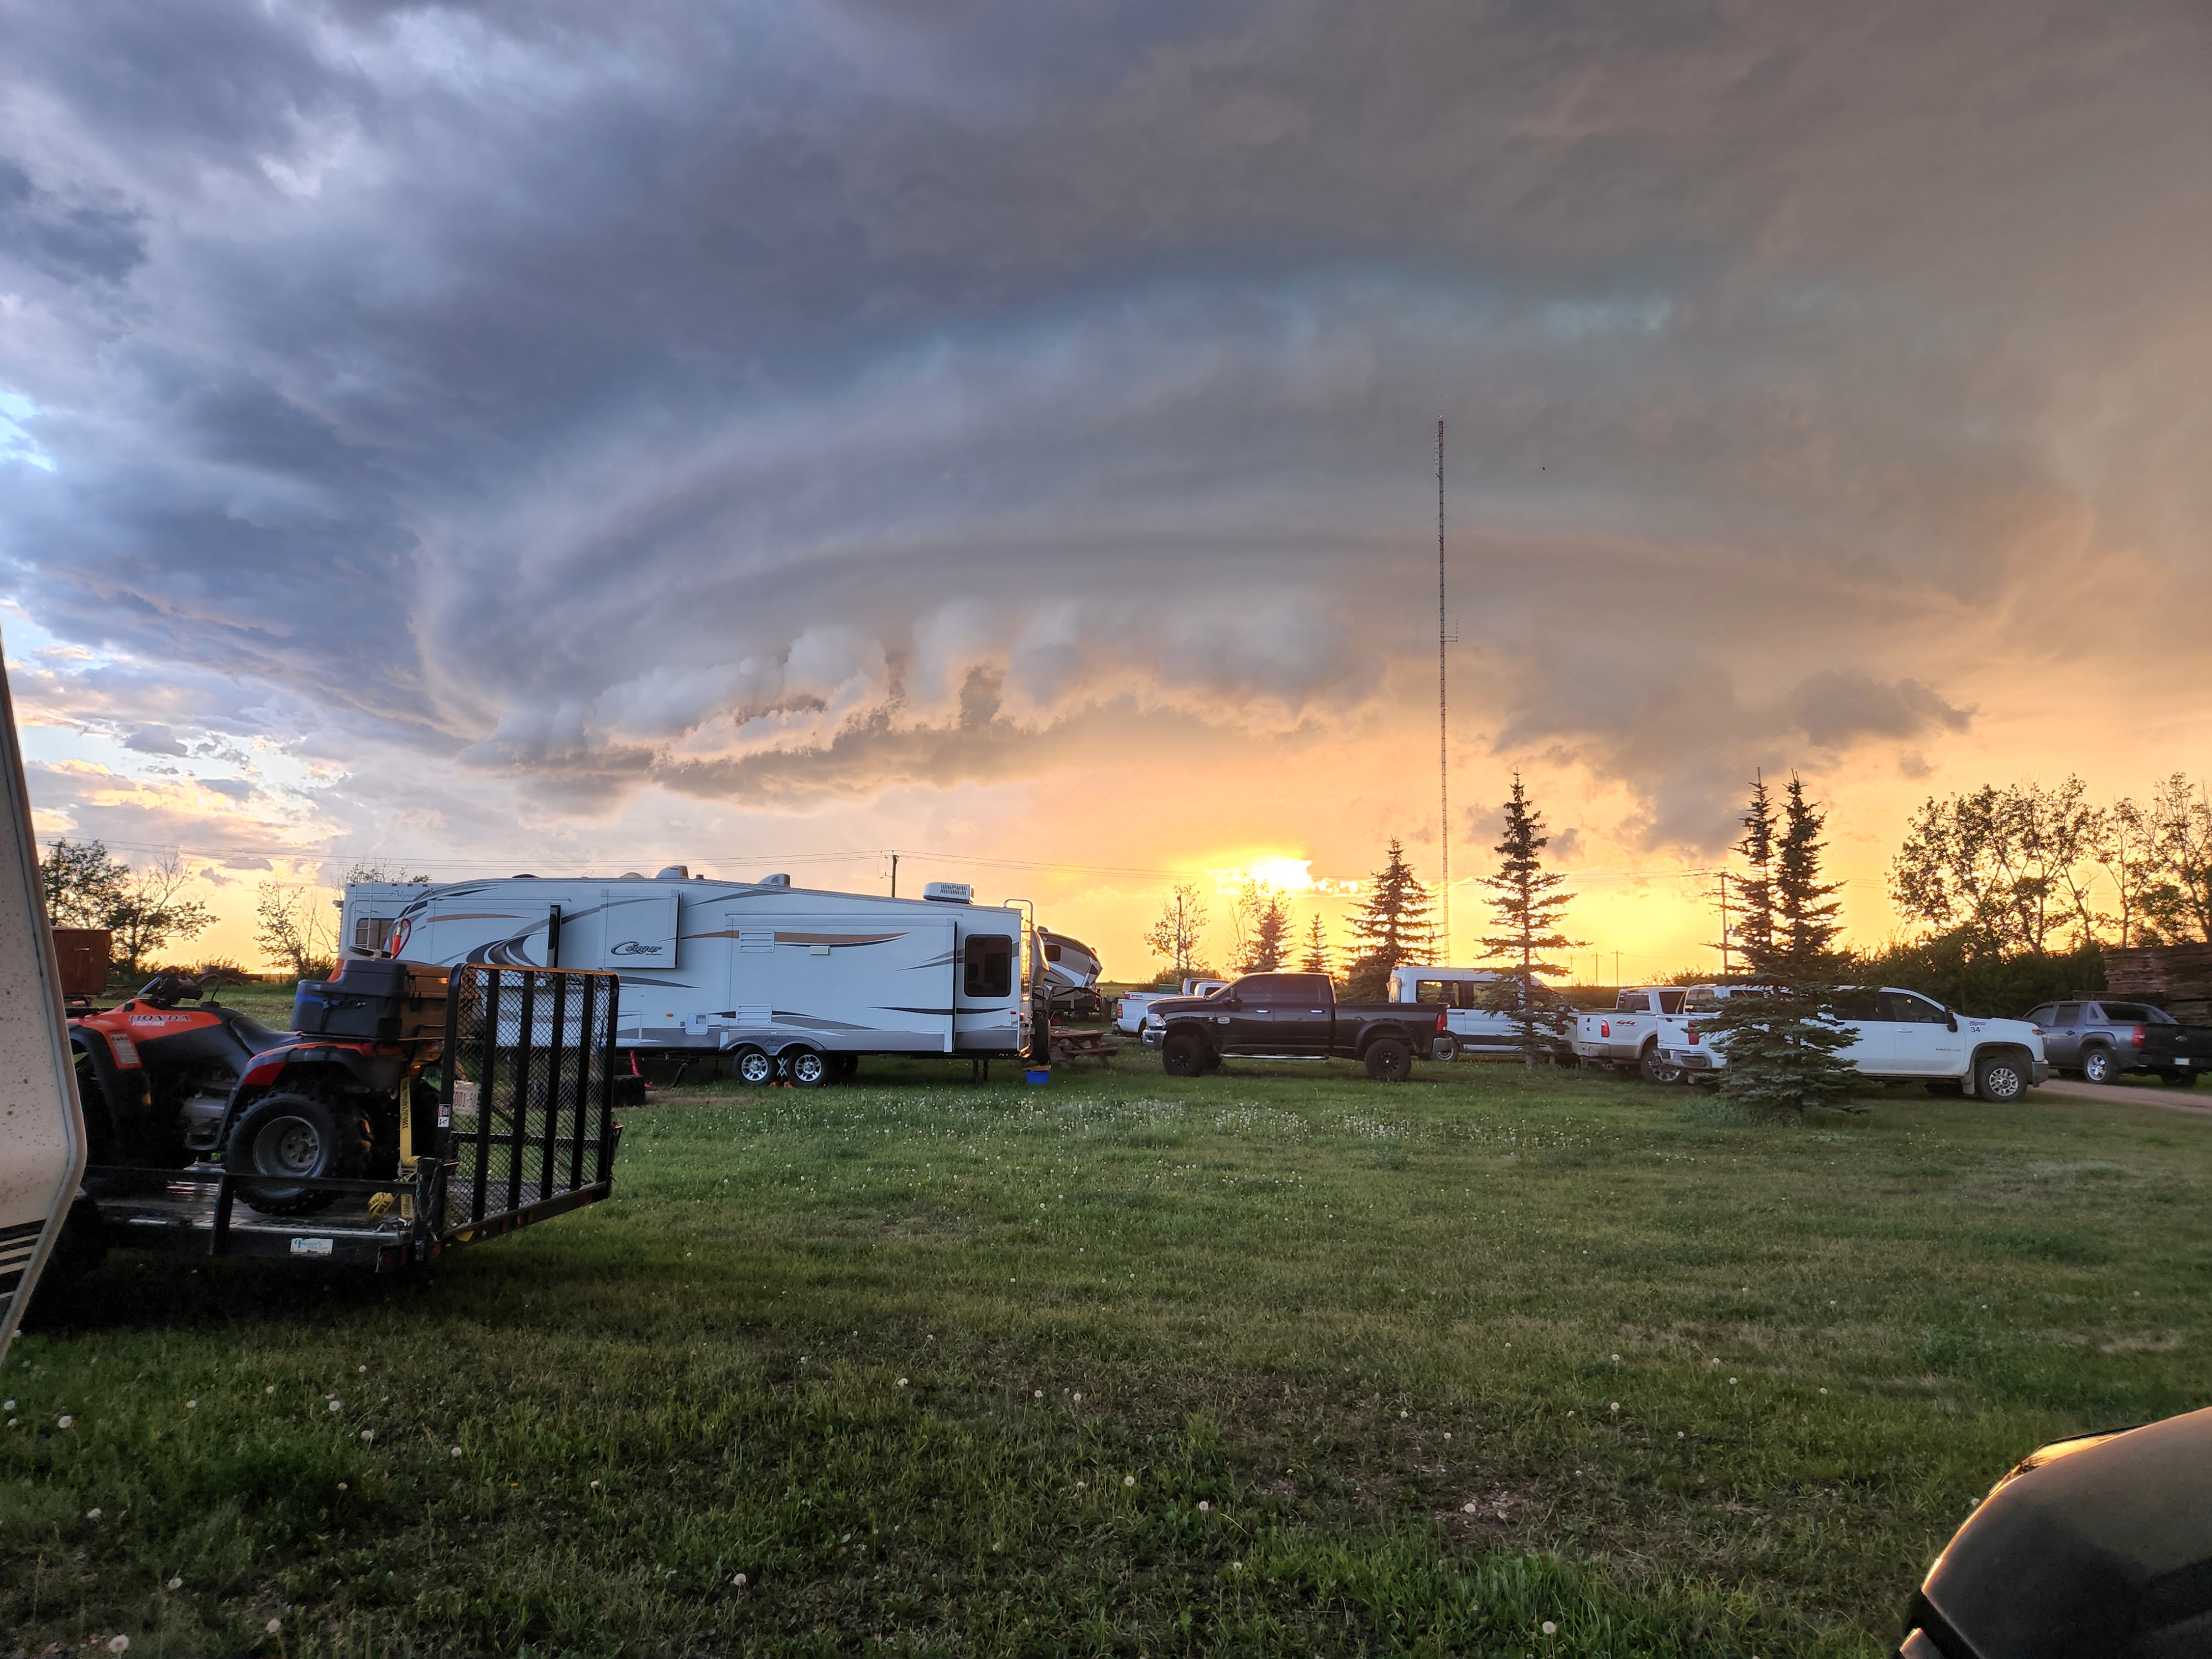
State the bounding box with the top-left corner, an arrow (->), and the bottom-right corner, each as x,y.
5,1047 -> 2209,1657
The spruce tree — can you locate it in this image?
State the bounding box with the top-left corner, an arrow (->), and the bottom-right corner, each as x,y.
1476,775 -> 1583,1066
1710,772 -> 1857,1113
1776,774 -> 1844,973
1732,773 -> 1777,972
1343,838 -> 1432,998
1298,915 -> 1333,977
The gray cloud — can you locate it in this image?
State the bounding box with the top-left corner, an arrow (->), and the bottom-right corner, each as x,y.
2,0 -> 2207,861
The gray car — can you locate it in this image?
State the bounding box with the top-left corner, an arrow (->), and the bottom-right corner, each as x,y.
2023,999 -> 2212,1087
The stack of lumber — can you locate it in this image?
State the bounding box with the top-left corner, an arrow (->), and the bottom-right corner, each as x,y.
2103,944 -> 2212,1024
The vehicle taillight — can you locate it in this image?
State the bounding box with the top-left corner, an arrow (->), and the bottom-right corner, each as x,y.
1436,1010 -> 1447,1031
2131,1025 -> 2146,1049
1686,1021 -> 1699,1045
1600,1020 -> 1610,1038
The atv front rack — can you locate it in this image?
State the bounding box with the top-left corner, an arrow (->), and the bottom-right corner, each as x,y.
80,966 -> 625,1274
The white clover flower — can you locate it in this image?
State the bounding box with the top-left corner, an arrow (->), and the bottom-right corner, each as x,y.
108,1637 -> 129,1653
1729,1378 -> 1738,1385
328,1400 -> 342,1412
1610,1402 -> 1619,1412
733,1573 -> 748,1587
897,1378 -> 908,1388
1819,1387 -> 1828,1395
1072,1392 -> 1082,1402
167,1577 -> 182,1591
1034,1390 -> 1042,1399
451,1446 -> 463,1457
2,1399 -> 11,1410
360,1429 -> 374,1442
1232,1561 -> 1243,1572
57,1415 -> 72,1429
1124,1474 -> 1136,1487
185,1400 -> 197,1410
1197,1500 -> 1210,1513
1542,1620 -> 1558,1635
267,1620 -> 282,1635
265,1385 -> 275,1394
87,1507 -> 102,1520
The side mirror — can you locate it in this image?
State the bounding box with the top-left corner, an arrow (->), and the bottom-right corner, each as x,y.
1946,1011 -> 1959,1032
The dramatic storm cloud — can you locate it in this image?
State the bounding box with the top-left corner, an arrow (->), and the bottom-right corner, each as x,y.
3,0 -> 2208,972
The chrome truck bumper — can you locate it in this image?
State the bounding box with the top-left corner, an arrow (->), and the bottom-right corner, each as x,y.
1663,1048 -> 1719,1070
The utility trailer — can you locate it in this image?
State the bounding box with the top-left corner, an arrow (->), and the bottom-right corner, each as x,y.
81,965 -> 623,1274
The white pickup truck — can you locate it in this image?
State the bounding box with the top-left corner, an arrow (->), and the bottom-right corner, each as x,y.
1114,978 -> 1228,1035
1659,987 -> 2049,1102
1573,986 -> 1694,1081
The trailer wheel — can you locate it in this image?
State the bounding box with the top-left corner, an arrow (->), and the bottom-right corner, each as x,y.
1432,1032 -> 1460,1063
1364,1037 -> 1412,1082
732,1046 -> 774,1086
1161,1031 -> 1207,1077
784,1047 -> 830,1088
228,1089 -> 372,1215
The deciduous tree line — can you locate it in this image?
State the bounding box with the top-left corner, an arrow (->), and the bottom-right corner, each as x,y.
1890,774 -> 2212,953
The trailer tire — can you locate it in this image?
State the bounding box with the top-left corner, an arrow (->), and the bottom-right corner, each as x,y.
732,1046 -> 774,1086
2081,1046 -> 2118,1085
1432,1032 -> 1459,1063
1364,1037 -> 1413,1083
1640,1044 -> 1685,1086
784,1047 -> 830,1088
1161,1031 -> 1207,1077
228,1089 -> 372,1215
1975,1050 -> 2030,1104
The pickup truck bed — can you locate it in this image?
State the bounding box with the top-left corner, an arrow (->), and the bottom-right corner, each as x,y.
1141,972 -> 1444,1082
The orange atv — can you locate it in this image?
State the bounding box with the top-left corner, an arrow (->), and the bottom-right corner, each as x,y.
68,962 -> 447,1216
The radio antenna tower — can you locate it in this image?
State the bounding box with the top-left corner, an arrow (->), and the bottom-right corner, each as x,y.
1437,419 -> 1455,961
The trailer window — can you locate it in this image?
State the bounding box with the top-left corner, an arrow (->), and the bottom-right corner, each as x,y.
964,935 -> 1014,998
353,917 -> 394,952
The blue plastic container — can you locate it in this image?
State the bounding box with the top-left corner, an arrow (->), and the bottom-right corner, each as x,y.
1025,1067 -> 1051,1086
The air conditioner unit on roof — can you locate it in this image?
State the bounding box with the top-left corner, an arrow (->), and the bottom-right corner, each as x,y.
921,881 -> 973,904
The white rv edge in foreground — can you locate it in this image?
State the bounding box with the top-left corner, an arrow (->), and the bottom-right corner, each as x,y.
344,872 -> 1040,1070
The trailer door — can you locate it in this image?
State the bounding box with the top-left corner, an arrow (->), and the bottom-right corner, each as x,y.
727,914 -> 957,1053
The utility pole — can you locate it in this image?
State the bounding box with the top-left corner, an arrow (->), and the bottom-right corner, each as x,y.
1718,870 -> 1730,975
890,852 -> 899,899
1613,948 -> 1622,985
1436,419 -> 1454,963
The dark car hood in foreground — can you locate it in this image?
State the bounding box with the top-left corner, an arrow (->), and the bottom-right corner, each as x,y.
1905,1405 -> 2212,1657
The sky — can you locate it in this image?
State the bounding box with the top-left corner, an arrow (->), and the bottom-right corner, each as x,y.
2,0 -> 2208,983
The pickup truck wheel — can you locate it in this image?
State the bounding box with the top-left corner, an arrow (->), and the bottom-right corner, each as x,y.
1364,1038 -> 1412,1083
1976,1051 -> 2029,1103
2081,1046 -> 2118,1086
1639,1046 -> 1685,1086
1432,1032 -> 1459,1063
2159,1069 -> 2197,1087
1161,1031 -> 1207,1077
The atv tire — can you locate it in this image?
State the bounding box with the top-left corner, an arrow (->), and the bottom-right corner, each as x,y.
228,1090 -> 373,1215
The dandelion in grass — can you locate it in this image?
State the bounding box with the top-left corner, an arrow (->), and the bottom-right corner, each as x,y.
733,1573 -> 748,1587
2,1399 -> 10,1410
897,1378 -> 908,1388
328,1400 -> 342,1412
265,1385 -> 275,1394
266,1620 -> 282,1635
1729,1378 -> 1738,1385
360,1429 -> 374,1442
186,1400 -> 197,1410
107,1638 -> 129,1653
1124,1475 -> 1136,1487
166,1577 -> 182,1591
1072,1392 -> 1082,1403
1542,1620 -> 1557,1635
1198,1500 -> 1211,1513
1232,1561 -> 1244,1572
57,1415 -> 72,1429
451,1446 -> 463,1457
1034,1390 -> 1043,1399
87,1507 -> 102,1520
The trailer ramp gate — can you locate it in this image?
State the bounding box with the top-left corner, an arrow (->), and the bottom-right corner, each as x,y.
86,967 -> 624,1272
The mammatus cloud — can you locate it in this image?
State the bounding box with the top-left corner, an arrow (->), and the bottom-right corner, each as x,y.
1,0 -> 2207,926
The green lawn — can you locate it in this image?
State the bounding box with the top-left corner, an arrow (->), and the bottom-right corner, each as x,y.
5,1056 -> 2209,1657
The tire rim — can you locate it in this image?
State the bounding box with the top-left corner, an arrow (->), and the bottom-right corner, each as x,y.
2086,1053 -> 2109,1082
792,1053 -> 825,1083
1989,1066 -> 2021,1099
738,1052 -> 771,1084
255,1114 -> 325,1178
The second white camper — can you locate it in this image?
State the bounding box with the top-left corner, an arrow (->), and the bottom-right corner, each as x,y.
345,870 -> 1036,1078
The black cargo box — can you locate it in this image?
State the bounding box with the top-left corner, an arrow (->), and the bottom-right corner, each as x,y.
293,959 -> 450,1041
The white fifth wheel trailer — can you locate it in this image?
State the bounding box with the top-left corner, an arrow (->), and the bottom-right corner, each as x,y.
345,870 -> 1040,1077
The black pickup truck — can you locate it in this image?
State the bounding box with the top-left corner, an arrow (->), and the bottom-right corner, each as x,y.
1139,972 -> 1446,1082
2024,998 -> 2212,1086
